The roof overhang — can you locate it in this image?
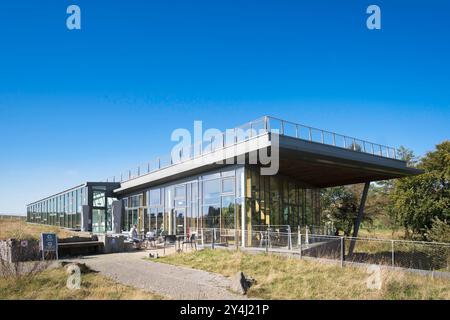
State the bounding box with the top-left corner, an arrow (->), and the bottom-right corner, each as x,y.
114,134 -> 271,195
114,132 -> 422,195
276,134 -> 422,188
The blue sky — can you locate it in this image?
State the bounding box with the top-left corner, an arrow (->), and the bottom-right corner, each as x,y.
0,0 -> 449,213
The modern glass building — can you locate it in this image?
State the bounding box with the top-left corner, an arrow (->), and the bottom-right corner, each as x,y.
27,182 -> 120,233
27,116 -> 421,246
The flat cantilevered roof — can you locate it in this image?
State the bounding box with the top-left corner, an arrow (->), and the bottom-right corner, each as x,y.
113,116 -> 422,194
277,134 -> 421,188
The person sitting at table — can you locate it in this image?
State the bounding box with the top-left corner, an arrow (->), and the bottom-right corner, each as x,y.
129,224 -> 140,243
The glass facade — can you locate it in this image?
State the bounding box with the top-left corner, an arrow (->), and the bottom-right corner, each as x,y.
121,193 -> 147,234
245,166 -> 321,232
143,167 -> 245,239
138,165 -> 320,241
26,185 -> 87,229
92,186 -> 117,233
27,183 -> 118,233
26,167 -> 320,240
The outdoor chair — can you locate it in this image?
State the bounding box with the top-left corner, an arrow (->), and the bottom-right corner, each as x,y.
182,233 -> 197,251
259,230 -> 271,248
143,231 -> 156,249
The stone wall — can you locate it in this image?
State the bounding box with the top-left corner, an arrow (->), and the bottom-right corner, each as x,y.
0,239 -> 40,263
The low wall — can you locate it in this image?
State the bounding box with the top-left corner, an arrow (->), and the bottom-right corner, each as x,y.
96,234 -> 127,253
0,239 -> 40,263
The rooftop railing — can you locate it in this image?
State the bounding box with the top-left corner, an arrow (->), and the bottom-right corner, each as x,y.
104,116 -> 398,183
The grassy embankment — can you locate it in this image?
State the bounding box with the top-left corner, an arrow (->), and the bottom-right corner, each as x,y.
0,219 -> 163,300
0,219 -> 79,240
157,249 -> 450,300
0,266 -> 164,300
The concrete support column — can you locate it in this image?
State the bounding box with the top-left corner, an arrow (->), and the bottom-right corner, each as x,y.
348,181 -> 370,257
81,205 -> 90,232
111,200 -> 122,234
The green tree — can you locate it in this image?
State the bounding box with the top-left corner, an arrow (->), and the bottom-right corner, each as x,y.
390,141 -> 450,239
321,185 -> 373,236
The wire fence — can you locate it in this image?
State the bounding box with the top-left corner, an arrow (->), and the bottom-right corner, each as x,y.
195,228 -> 450,272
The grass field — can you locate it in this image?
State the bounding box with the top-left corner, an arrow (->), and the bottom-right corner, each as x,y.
358,227 -> 404,239
0,266 -> 164,300
157,249 -> 450,300
0,219 -> 79,240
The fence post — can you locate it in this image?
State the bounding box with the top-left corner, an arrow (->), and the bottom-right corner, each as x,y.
299,232 -> 302,259
212,228 -> 216,250
266,230 -> 269,253
201,228 -> 204,247
305,226 -> 309,245
391,240 -> 395,267
288,226 -> 292,250
340,237 -> 345,268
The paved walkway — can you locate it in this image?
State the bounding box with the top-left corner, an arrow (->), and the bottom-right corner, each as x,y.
70,250 -> 248,300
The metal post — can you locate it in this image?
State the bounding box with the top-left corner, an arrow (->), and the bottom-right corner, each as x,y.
305,225 -> 309,245
298,229 -> 302,259
288,226 -> 292,250
266,229 -> 269,253
332,133 -> 336,146
340,237 -> 344,268
321,130 -> 324,144
295,125 -> 299,138
308,128 -> 312,141
201,228 -> 204,247
391,240 -> 395,267
212,228 -> 216,250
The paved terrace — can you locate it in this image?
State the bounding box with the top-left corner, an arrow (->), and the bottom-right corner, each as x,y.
71,249 -> 249,300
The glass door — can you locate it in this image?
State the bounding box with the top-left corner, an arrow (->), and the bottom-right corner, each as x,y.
92,209 -> 105,233
174,208 -> 185,237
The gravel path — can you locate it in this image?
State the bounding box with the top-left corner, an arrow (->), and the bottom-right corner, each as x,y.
70,251 -> 248,300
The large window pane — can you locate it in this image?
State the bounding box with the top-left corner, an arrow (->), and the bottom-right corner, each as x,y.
149,189 -> 161,206
203,179 -> 220,205
174,185 -> 186,207
221,195 -> 235,229
93,191 -> 106,207
222,178 -> 234,194
202,205 -> 220,228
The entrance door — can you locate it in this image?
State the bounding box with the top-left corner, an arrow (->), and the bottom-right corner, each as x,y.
174,208 -> 185,237
92,209 -> 105,233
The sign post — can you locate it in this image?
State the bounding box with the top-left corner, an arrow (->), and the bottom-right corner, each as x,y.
40,233 -> 58,261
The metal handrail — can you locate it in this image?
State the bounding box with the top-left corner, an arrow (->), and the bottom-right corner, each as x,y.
105,115 -> 400,183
